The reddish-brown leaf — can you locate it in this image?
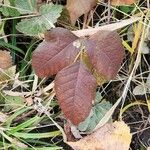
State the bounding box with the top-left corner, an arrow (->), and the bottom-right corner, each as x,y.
32,27 -> 80,77
66,0 -> 97,25
111,0 -> 136,5
55,62 -> 97,125
85,30 -> 125,80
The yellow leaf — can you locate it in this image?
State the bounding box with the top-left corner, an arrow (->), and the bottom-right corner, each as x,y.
131,21 -> 143,52
122,40 -> 133,54
67,121 -> 132,150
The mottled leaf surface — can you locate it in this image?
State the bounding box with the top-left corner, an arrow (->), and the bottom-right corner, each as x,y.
55,62 -> 97,125
16,4 -> 63,36
66,0 -> 97,25
85,30 -> 125,80
32,27 -> 80,77
15,0 -> 36,14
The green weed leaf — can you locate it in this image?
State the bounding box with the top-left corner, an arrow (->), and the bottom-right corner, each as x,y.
78,99 -> 112,132
15,0 -> 36,14
16,4 -> 63,36
0,0 -> 20,17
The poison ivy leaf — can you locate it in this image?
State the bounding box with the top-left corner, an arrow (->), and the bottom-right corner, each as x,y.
32,27 -> 125,127
66,0 -> 97,25
81,49 -> 107,85
55,62 -> 97,125
78,100 -> 112,132
15,0 -> 37,14
111,0 -> 136,5
32,27 -> 80,77
68,121 -> 132,150
16,4 -> 63,36
85,30 -> 125,80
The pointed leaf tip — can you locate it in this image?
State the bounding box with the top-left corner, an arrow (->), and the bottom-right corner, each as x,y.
85,30 -> 125,80
55,62 -> 97,125
32,27 -> 80,77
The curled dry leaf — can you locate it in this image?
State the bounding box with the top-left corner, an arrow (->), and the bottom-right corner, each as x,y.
55,62 -> 97,125
85,30 -> 125,80
0,50 -> 12,69
67,121 -> 132,150
66,0 -> 97,25
32,27 -> 80,77
111,0 -> 136,5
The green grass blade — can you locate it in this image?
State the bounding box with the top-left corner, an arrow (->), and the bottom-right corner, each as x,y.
0,40 -> 25,55
4,107 -> 31,128
9,116 -> 40,133
10,130 -> 61,139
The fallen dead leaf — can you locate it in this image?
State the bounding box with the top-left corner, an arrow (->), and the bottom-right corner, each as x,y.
67,121 -> 132,150
25,96 -> 33,106
0,50 -> 12,69
111,0 -> 136,5
72,17 -> 140,37
66,0 -> 96,25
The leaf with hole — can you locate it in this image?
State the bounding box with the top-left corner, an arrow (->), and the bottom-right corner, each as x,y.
55,62 -> 97,125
